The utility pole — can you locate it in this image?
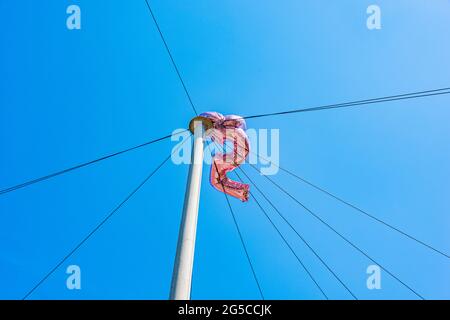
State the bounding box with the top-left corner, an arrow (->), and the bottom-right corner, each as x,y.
169,116 -> 213,300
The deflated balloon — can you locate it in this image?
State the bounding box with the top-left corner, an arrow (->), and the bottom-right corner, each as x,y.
200,112 -> 250,202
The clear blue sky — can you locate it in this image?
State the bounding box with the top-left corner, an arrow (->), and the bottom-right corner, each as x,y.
0,0 -> 449,299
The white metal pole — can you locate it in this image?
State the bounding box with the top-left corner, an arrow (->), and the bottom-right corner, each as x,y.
170,119 -> 206,300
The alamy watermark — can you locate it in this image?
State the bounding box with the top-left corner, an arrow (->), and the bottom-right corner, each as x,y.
66,265 -> 81,290
366,265 -> 382,290
66,5 -> 81,30
367,5 -> 382,30
170,125 -> 280,176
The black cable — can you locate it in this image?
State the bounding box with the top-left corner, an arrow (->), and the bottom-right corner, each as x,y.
207,144 -> 264,299
236,168 -> 357,299
0,131 -> 186,196
242,87 -> 450,120
277,163 -> 449,259
248,151 -> 450,260
233,170 -> 329,299
144,0 -> 198,115
252,165 -> 425,300
22,143 -> 183,300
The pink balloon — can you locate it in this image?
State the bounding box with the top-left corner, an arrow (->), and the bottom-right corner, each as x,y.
200,112 -> 250,202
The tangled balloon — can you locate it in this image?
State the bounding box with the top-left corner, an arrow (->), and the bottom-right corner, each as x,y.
198,112 -> 250,202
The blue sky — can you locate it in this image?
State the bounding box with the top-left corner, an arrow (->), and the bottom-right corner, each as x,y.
0,0 -> 449,299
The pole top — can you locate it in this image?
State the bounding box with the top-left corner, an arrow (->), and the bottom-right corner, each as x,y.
189,115 -> 214,134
